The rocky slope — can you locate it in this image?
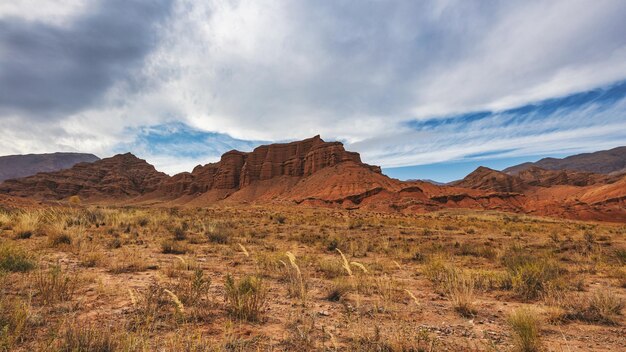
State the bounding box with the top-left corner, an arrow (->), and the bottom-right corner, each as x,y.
453,166 -> 528,193
0,153 -> 168,200
1,137 -> 625,222
504,146 -> 626,175
0,152 -> 100,182
455,166 -> 621,193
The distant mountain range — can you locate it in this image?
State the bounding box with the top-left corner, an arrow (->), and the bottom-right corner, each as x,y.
0,139 -> 625,222
503,146 -> 626,175
0,152 -> 100,182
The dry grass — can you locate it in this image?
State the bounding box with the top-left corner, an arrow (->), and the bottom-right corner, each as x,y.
508,308 -> 542,352
13,211 -> 40,239
32,265 -> 78,305
57,320 -> 117,352
224,274 -> 267,322
0,297 -> 31,350
0,241 -> 35,272
283,252 -> 308,305
0,205 -> 624,351
446,270 -> 476,317
550,289 -> 625,325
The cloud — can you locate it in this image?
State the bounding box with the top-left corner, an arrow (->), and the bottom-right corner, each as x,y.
138,0 -> 626,142
0,0 -> 625,176
0,0 -> 173,117
352,81 -> 626,168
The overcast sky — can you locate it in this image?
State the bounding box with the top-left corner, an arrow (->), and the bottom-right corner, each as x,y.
1,0 -> 626,181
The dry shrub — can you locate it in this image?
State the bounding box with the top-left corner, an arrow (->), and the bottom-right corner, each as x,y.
224,274 -> 267,321
205,222 -> 233,244
0,297 -> 30,350
554,290 -> 624,325
161,239 -> 188,254
446,271 -> 476,317
254,252 -> 283,276
471,269 -> 510,291
509,259 -> 563,301
172,223 -> 188,241
326,278 -> 353,302
58,320 -> 117,352
349,324 -> 435,352
32,265 -> 78,305
48,231 -> 73,248
374,276 -> 400,312
13,211 -> 40,239
282,252 -> 307,305
508,308 -> 542,352
67,195 -> 81,205
582,290 -> 624,325
164,256 -> 200,278
282,313 -> 317,351
318,258 -> 344,279
79,250 -> 106,268
423,255 -> 456,290
455,242 -> 497,260
0,212 -> 11,229
0,242 -> 36,272
424,257 -> 476,316
109,249 -> 150,274
159,330 -> 216,351
613,248 -> 626,266
612,267 -> 626,288
503,247 -> 564,300
129,282 -> 181,329
172,269 -> 211,306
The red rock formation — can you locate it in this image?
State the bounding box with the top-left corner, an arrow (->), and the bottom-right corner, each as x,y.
152,135 -> 381,198
0,153 -> 168,200
2,136 -> 625,223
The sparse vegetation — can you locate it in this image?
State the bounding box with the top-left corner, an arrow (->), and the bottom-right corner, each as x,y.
0,206 -> 623,350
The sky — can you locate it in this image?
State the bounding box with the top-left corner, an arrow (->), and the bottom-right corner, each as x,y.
1,0 -> 626,182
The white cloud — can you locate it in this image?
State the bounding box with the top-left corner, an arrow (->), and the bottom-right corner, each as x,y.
0,0 -> 87,26
353,95 -> 626,168
1,0 -> 625,174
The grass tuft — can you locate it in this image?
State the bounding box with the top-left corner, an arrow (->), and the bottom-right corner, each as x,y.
0,242 -> 35,272
508,308 -> 542,352
224,274 -> 267,321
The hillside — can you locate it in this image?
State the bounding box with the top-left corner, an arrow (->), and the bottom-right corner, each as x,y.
0,152 -> 99,182
1,137 -> 625,222
504,146 -> 626,175
0,153 -> 167,200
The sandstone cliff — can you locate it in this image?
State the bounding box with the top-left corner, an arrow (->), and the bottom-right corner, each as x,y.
153,135 -> 381,198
